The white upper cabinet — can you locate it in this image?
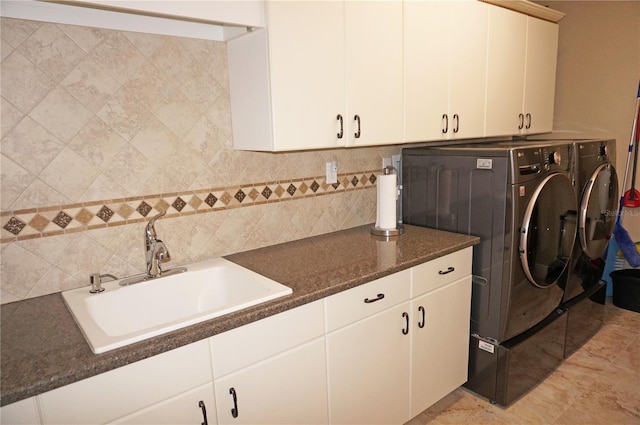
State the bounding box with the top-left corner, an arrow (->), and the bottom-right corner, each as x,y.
485,7 -> 559,136
404,0 -> 489,143
344,0 -> 403,147
44,0 -> 265,27
228,0 -> 403,151
485,5 -> 528,137
2,0 -> 263,40
7,0 -> 561,151
522,17 -> 559,134
228,1 -> 346,152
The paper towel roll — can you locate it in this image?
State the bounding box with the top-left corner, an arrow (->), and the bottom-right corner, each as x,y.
375,173 -> 397,230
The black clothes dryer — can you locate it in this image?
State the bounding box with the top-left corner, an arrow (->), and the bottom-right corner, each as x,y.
403,141 -> 578,405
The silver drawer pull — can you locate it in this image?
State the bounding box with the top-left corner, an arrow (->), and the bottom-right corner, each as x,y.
364,293 -> 385,303
438,267 -> 455,275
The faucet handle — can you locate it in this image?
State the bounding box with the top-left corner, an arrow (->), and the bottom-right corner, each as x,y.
157,249 -> 171,263
89,273 -> 118,293
145,211 -> 166,240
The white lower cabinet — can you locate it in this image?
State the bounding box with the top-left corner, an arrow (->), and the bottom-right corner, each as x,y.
0,396 -> 41,425
214,338 -> 328,425
3,248 -> 474,425
38,340 -> 214,425
409,277 -> 472,418
210,300 -> 327,425
326,302 -> 411,425
110,384 -> 216,425
324,248 -> 473,424
409,247 -> 472,417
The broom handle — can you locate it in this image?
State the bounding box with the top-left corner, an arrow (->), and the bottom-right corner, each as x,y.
621,82 -> 640,201
631,111 -> 639,199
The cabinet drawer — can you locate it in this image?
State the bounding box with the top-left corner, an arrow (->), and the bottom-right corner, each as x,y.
0,397 -> 41,425
411,247 -> 472,297
110,383 -> 214,425
325,269 -> 410,332
211,299 -> 324,378
39,339 -> 212,424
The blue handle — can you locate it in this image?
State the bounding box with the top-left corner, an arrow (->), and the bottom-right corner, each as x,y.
637,79 -> 640,98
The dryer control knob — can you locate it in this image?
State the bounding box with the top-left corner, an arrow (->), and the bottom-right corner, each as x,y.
599,145 -> 608,157
549,151 -> 561,165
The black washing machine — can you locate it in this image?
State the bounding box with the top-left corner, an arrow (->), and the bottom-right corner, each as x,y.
562,139 -> 618,357
402,140 -> 577,405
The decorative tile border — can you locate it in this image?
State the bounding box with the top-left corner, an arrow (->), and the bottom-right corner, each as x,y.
1,171 -> 379,243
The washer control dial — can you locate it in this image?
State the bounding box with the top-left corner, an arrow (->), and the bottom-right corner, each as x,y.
599,144 -> 608,157
549,151 -> 562,166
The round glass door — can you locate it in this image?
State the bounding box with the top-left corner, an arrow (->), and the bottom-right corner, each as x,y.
579,163 -> 618,259
520,173 -> 578,288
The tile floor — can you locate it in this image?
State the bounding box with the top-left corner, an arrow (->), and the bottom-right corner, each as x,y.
407,298 -> 640,425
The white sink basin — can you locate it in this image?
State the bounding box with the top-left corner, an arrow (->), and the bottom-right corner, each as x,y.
62,258 -> 292,354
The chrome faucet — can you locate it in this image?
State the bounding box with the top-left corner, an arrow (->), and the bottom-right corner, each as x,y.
118,211 -> 186,287
145,211 -> 171,278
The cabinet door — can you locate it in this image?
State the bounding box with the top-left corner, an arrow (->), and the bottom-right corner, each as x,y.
404,0 -> 451,142
410,277 -> 472,417
485,5 -> 527,137
523,17 -> 559,134
327,302 -> 411,425
214,338 -> 328,425
447,1 -> 489,139
229,1 -> 345,151
267,0 -> 346,150
110,384 -> 216,425
345,0 -> 403,146
404,1 -> 488,142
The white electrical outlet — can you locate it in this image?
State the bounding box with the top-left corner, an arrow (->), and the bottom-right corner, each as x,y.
326,161 -> 338,184
382,157 -> 392,169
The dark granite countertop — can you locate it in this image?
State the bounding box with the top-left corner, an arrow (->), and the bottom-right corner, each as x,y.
0,224 -> 479,406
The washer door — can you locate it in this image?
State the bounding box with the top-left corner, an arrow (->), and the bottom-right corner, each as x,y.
521,173 -> 578,288
579,163 -> 618,259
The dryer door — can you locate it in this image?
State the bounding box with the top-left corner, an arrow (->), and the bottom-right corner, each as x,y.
521,173 -> 578,288
579,163 -> 618,259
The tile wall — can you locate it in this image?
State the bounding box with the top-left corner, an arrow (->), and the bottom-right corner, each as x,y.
0,17 -> 400,304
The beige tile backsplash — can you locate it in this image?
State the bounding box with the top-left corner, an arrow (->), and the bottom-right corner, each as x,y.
0,17 -> 399,304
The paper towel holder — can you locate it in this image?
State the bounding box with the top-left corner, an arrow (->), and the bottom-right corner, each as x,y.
371,166 -> 404,237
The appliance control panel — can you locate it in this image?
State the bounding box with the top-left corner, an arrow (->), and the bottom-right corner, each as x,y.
542,144 -> 571,172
